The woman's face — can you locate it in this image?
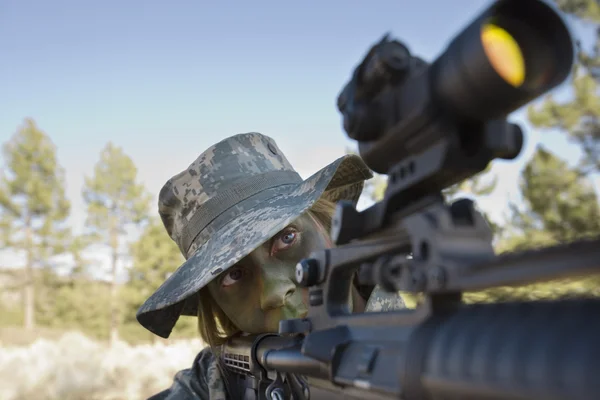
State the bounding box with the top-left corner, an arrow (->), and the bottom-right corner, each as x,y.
207,213 -> 334,334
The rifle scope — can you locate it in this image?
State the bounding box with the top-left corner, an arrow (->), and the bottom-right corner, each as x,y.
432,0 -> 574,120
338,0 -> 575,174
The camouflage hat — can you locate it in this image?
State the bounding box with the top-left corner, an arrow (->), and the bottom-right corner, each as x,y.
136,132 -> 372,338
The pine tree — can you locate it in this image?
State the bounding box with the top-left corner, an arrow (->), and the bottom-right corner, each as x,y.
528,0 -> 600,173
0,118 -> 71,330
82,142 -> 151,345
499,146 -> 600,250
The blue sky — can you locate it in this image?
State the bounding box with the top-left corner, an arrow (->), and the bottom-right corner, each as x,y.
1,0 -> 597,276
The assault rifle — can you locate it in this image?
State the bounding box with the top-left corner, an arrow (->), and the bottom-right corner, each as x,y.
222,0 -> 600,398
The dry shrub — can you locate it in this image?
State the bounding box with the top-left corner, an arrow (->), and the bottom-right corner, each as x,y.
0,331 -> 205,400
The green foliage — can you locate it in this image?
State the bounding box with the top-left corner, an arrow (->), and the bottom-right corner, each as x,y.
122,218 -> 197,339
36,275 -> 112,340
0,119 -> 71,330
528,66 -> 600,173
528,0 -> 600,172
127,218 -> 183,298
463,276 -> 600,304
501,146 -> 600,247
554,0 -> 600,24
0,302 -> 23,326
505,6 -> 600,305
397,274 -> 600,309
0,262 -> 198,344
362,174 -> 388,203
467,147 -> 600,303
0,128 -> 197,345
0,265 -> 113,342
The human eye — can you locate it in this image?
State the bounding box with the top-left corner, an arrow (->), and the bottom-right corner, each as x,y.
270,226 -> 300,255
220,267 -> 246,288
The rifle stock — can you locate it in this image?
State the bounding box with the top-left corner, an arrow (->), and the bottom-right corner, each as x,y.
222,1 -> 600,399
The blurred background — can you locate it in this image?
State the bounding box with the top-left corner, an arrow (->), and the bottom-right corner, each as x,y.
1,0 -> 599,399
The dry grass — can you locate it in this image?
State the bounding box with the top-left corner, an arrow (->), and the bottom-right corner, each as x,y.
0,331 -> 205,400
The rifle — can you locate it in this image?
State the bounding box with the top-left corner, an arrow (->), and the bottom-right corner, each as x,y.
222,0 -> 600,398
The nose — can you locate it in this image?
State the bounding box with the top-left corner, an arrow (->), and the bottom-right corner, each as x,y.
260,275 -> 296,311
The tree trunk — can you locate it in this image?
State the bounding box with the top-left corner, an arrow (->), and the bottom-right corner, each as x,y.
24,216 -> 35,331
110,243 -> 119,346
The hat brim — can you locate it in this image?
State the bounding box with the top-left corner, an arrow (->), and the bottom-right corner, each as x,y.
136,154 -> 372,338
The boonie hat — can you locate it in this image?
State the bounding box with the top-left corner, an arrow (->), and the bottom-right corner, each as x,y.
137,132 -> 372,338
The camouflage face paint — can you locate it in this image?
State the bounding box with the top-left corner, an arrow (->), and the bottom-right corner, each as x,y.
207,213 -> 334,334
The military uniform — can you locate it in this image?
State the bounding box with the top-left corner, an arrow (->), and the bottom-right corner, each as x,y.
136,133 -> 406,399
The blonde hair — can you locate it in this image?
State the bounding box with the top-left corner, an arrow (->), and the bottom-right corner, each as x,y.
196,197 -> 339,348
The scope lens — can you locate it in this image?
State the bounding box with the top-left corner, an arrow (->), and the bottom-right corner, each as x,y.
481,22 -> 525,87
431,0 -> 574,121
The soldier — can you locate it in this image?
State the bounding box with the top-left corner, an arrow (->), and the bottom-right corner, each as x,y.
137,132 -> 405,399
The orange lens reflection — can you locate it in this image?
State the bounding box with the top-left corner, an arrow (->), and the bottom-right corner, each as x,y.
481,23 -> 525,87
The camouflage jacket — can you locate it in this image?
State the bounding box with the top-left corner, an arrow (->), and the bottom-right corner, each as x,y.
147,288 -> 405,400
